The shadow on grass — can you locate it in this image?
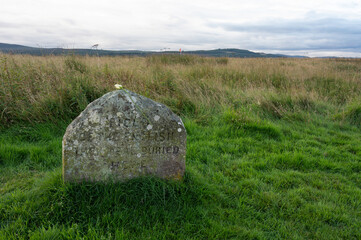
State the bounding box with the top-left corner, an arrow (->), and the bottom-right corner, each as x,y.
19,171 -> 210,237
222,108 -> 283,141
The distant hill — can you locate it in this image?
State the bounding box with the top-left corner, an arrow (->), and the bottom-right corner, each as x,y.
0,43 -> 305,58
186,49 -> 299,58
0,43 -> 35,50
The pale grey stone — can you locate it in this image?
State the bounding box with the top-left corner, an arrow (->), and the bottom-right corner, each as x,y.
62,90 -> 186,182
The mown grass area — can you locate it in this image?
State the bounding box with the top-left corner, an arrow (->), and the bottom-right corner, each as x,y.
0,54 -> 361,239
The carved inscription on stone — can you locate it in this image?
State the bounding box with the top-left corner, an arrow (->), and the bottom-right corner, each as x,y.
62,90 -> 186,182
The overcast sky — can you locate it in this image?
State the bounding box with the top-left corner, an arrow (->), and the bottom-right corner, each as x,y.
1,0 -> 361,57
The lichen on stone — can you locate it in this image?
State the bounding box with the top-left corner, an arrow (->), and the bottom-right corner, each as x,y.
62,90 -> 186,182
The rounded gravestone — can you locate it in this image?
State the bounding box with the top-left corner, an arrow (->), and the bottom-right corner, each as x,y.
62,90 -> 186,182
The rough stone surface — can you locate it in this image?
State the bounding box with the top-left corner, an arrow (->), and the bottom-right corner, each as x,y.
62,90 -> 186,182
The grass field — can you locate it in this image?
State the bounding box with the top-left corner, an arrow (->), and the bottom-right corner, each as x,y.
0,54 -> 361,239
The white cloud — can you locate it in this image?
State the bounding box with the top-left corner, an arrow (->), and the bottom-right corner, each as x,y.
0,0 -> 360,56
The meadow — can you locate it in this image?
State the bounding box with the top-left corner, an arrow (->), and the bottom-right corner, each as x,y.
0,53 -> 360,239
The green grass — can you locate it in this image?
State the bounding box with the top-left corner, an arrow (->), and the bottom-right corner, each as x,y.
1,113 -> 361,239
1,55 -> 361,239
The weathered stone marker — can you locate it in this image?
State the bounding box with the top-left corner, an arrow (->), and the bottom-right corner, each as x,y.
62,90 -> 186,182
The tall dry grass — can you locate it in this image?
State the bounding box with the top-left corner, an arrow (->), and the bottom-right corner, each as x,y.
1,54 -> 360,126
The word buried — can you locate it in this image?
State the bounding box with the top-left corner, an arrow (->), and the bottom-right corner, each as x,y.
142,145 -> 179,154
